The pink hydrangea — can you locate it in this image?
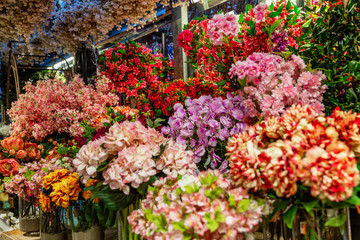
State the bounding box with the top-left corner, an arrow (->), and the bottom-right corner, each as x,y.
229,53 -> 327,119
128,170 -> 267,239
208,13 -> 240,46
8,77 -> 118,140
73,137 -> 108,184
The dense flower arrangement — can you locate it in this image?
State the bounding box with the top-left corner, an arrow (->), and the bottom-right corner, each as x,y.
296,0 -> 360,114
178,0 -> 303,82
40,169 -> 81,211
73,120 -> 197,195
227,105 -> 360,203
8,77 -> 117,140
99,42 -> 164,98
229,53 -> 327,118
137,78 -> 231,121
129,170 -> 267,239
162,93 -> 248,172
1,136 -> 43,162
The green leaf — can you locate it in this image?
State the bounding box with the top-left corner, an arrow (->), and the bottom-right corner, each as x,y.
346,88 -> 358,102
146,118 -> 154,128
269,19 -> 282,35
246,29 -> 254,36
286,0 -> 292,10
154,118 -> 166,127
270,2 -> 275,11
277,4 -> 284,13
57,147 -> 69,155
42,167 -> 49,173
173,222 -> 188,233
229,195 -> 236,208
217,80 -> 227,86
302,19 -> 312,28
237,199 -> 251,213
284,205 -> 298,229
164,193 -> 171,206
118,49 -> 126,55
239,13 -> 244,24
324,214 -> 347,227
301,200 -> 319,217
245,4 -> 252,13
348,61 -> 358,72
345,194 -> 360,205
269,12 -> 281,18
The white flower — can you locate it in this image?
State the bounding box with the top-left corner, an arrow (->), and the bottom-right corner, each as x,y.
177,174 -> 200,191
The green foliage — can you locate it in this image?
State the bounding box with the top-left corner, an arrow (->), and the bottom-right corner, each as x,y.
295,0 -> 360,114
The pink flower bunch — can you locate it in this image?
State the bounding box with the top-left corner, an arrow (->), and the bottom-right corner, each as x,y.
128,170 -> 267,240
8,77 -> 118,140
227,105 -> 360,202
4,160 -> 62,202
229,53 -> 327,118
73,120 -> 196,195
208,13 -> 240,46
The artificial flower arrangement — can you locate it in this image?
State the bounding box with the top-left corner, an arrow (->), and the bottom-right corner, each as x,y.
162,93 -> 248,173
63,103 -> 197,237
98,41 -> 166,98
0,136 -> 43,163
178,0 -> 303,83
229,52 -> 327,119
136,77 -> 231,126
8,76 -> 117,140
295,0 -> 360,114
129,170 -> 269,240
226,105 -> 360,237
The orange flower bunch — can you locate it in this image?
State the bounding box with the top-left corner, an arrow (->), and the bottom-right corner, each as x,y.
82,179 -> 100,203
41,169 -> 81,211
0,136 -> 43,162
93,105 -> 139,129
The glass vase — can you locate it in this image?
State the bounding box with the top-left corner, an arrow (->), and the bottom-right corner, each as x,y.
18,197 -> 40,234
117,195 -> 141,240
40,208 -> 67,240
291,207 -> 352,240
69,202 -> 104,240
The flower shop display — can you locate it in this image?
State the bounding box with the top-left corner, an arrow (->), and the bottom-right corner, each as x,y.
296,0 -> 360,114
18,197 -> 40,233
229,52 -> 327,118
40,169 -> 106,240
162,93 -> 248,173
1,136 -> 43,163
178,0 -> 303,83
129,170 -> 269,240
8,77 -> 117,140
137,77 -> 231,126
227,105 -> 360,239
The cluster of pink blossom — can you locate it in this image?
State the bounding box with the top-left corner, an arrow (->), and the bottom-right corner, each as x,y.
227,105 -> 360,202
4,159 -> 62,202
207,13 -> 240,46
128,170 -> 266,240
73,120 -> 197,195
8,77 -> 118,140
229,53 -> 327,118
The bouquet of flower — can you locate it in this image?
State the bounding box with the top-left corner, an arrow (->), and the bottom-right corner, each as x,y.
8,77 -> 117,140
227,105 -> 360,228
136,78 -> 231,128
229,53 -> 327,118
73,120 -> 197,195
1,136 -> 43,163
162,93 -> 248,173
178,0 -> 303,83
129,170 -> 268,240
99,41 -> 165,98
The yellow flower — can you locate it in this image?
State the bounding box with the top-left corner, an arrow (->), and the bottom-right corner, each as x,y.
39,193 -> 52,213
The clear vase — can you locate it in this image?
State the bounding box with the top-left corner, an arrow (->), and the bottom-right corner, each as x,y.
18,197 -> 40,234
40,208 -> 67,240
68,203 -> 104,240
117,195 -> 142,240
291,207 -> 352,240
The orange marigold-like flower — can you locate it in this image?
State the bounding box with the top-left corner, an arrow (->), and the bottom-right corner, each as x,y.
42,169 -> 71,190
39,193 -> 53,212
82,179 -> 100,203
50,173 -> 81,208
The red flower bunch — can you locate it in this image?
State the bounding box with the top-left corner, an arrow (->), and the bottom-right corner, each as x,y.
0,159 -> 20,177
137,78 -> 231,121
99,41 -> 166,98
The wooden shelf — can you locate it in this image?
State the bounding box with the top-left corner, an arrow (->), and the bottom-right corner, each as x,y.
1,230 -> 39,240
